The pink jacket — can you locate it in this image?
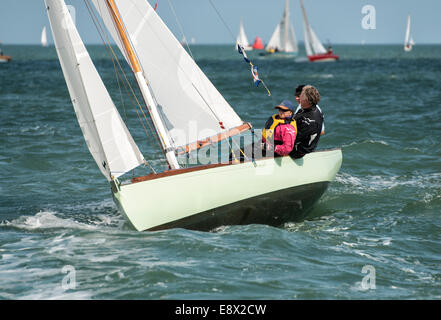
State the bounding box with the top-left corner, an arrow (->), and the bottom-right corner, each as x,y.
273,123 -> 297,156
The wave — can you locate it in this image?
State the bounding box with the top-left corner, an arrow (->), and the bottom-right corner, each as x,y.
341,139 -> 390,149
1,207 -> 124,232
334,172 -> 441,193
308,73 -> 334,79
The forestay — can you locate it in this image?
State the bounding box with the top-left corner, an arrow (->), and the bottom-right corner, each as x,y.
45,0 -> 144,181
91,0 -> 248,150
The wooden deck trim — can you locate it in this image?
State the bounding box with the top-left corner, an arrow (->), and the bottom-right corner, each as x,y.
130,148 -> 341,184
176,122 -> 252,155
131,162 -> 232,183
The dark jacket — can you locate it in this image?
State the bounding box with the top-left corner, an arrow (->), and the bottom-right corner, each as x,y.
290,106 -> 323,158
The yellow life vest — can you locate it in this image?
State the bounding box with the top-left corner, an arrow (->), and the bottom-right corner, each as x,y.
262,114 -> 297,142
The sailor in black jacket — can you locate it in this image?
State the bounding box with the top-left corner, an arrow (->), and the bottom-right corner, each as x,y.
291,85 -> 324,158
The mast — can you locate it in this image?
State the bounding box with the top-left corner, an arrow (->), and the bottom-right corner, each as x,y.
404,14 -> 411,47
105,0 -> 180,170
284,0 -> 289,51
300,0 -> 313,54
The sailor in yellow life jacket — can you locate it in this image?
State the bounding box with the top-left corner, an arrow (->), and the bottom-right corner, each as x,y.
262,100 -> 297,156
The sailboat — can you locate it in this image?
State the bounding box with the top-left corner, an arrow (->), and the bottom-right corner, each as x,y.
45,0 -> 342,232
265,0 -> 298,56
41,26 -> 49,47
404,14 -> 415,52
0,54 -> 11,63
0,42 -> 11,63
236,19 -> 252,51
300,0 -> 338,62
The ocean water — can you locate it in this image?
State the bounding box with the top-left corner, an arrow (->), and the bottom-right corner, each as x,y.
0,44 -> 440,300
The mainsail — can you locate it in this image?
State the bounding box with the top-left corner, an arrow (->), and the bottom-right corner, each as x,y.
300,0 -> 327,56
45,0 -> 145,181
90,0 -> 249,153
236,19 -> 252,50
265,0 -> 298,53
41,26 -> 48,47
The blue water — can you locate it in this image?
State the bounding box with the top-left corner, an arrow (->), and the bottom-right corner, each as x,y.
0,44 -> 440,299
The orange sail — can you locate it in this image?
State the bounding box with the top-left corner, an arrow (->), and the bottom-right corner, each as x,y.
252,36 -> 264,50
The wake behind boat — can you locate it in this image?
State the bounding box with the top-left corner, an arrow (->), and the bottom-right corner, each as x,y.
45,0 -> 342,232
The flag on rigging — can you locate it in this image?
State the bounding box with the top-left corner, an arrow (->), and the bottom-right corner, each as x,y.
237,44 -> 271,96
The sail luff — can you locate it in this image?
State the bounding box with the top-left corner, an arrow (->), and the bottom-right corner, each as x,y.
300,0 -> 313,55
266,24 -> 281,51
45,0 -> 145,181
105,0 -> 141,73
404,14 -> 413,51
104,0 -> 180,170
405,15 -> 410,44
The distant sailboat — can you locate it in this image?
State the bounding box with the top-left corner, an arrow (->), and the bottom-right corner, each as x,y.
41,26 -> 48,47
0,42 -> 11,63
300,0 -> 338,62
404,14 -> 415,52
236,19 -> 252,51
265,0 -> 298,56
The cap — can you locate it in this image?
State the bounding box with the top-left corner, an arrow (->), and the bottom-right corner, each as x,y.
275,100 -> 294,112
295,84 -> 305,97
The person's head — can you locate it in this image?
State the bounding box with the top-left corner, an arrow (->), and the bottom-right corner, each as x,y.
299,85 -> 320,109
294,85 -> 305,104
275,100 -> 294,119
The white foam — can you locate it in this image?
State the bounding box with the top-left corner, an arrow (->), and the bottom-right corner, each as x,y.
335,172 -> 441,193
341,139 -> 389,148
4,211 -> 98,231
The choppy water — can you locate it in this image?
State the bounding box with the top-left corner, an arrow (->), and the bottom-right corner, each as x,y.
0,44 -> 440,300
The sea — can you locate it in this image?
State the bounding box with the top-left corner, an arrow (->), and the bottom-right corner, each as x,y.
0,44 -> 440,300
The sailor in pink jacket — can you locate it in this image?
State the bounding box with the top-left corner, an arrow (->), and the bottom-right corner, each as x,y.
262,100 -> 297,156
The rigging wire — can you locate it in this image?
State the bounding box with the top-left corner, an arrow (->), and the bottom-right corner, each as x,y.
166,0 -> 262,162
208,0 -> 271,97
165,0 -> 228,131
83,0 -> 167,173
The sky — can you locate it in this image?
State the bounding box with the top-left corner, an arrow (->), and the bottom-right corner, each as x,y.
0,0 -> 440,45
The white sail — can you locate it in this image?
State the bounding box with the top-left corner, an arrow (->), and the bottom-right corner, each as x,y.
309,27 -> 327,55
41,26 -> 48,47
265,0 -> 298,53
300,0 -> 326,56
45,0 -> 144,181
404,14 -> 414,51
90,0 -> 247,150
303,21 -> 313,56
236,19 -> 251,50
